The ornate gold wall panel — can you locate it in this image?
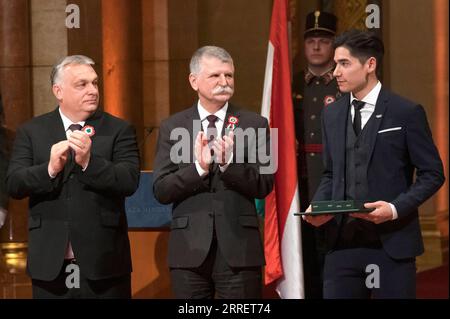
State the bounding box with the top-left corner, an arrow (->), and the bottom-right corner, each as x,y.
334,0 -> 368,32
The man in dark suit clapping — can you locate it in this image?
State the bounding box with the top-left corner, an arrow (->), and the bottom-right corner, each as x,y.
6,55 -> 140,298
153,46 -> 274,299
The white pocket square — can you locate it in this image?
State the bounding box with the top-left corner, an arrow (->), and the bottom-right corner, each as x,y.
378,127 -> 402,134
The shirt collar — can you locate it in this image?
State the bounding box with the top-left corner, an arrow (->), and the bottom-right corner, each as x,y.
350,81 -> 382,106
58,108 -> 85,131
197,101 -> 228,122
304,67 -> 335,85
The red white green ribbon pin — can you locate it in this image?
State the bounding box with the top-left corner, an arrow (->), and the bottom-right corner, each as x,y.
82,125 -> 95,137
323,95 -> 336,106
226,115 -> 239,130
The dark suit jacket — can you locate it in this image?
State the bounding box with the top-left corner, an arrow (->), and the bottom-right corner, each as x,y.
313,88 -> 445,259
153,103 -> 273,268
6,108 -> 140,281
0,127 -> 13,208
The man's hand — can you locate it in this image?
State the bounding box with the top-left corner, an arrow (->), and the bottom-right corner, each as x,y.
212,131 -> 234,166
48,140 -> 70,176
195,131 -> 212,171
302,204 -> 334,227
68,130 -> 92,169
350,201 -> 393,224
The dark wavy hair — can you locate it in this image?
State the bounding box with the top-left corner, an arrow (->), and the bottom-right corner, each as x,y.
334,30 -> 384,77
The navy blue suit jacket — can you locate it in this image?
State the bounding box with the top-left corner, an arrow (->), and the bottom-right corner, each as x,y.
313,88 -> 445,259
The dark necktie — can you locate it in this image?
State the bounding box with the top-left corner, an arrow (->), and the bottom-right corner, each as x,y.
69,124 -> 82,132
64,124 -> 82,259
206,115 -> 218,142
62,124 -> 82,181
352,100 -> 365,136
205,115 -> 219,176
68,124 -> 82,158
206,115 -> 218,155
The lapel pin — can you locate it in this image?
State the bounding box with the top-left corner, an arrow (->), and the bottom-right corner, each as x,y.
376,114 -> 382,118
226,115 -> 239,131
82,125 -> 96,137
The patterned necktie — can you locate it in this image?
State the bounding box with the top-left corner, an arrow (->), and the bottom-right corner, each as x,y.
206,115 -> 218,156
206,115 -> 218,157
352,100 -> 365,136
69,124 -> 82,132
206,115 -> 218,142
68,124 -> 82,159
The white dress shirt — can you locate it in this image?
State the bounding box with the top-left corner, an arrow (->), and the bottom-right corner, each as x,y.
59,108 -> 86,141
350,81 -> 381,130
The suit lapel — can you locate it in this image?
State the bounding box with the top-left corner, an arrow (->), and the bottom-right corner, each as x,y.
214,104 -> 240,175
49,107 -> 67,144
84,109 -> 103,143
46,108 -> 69,184
190,103 -> 201,131
330,96 -> 350,226
334,95 -> 350,179
185,104 -> 212,187
185,104 -> 201,163
223,103 -> 241,137
365,88 -> 388,167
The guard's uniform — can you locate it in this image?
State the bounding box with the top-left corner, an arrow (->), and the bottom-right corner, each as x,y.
292,9 -> 339,299
293,69 -> 340,209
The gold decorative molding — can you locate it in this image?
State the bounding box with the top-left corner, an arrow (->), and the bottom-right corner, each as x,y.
418,214 -> 448,272
334,0 -> 368,33
0,242 -> 27,274
289,0 -> 299,69
0,242 -> 31,298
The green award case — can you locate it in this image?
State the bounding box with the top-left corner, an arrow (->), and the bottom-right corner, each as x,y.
295,200 -> 374,216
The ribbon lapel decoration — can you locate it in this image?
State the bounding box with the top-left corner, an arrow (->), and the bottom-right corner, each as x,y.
82,125 -> 96,137
226,115 -> 239,131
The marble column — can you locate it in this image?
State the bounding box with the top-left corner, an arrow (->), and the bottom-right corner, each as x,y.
386,0 -> 447,271
0,0 -> 32,297
0,0 -> 31,245
433,0 -> 449,264
67,0 -> 103,98
0,0 -> 32,130
130,0 -> 200,298
102,0 -> 144,152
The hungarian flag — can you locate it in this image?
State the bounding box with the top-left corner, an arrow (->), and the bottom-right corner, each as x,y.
261,0 -> 304,298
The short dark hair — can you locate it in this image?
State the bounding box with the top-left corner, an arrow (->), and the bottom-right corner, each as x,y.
334,30 -> 384,76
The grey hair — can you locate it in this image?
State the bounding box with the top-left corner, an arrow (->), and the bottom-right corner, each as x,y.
189,46 -> 233,74
50,55 -> 95,86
